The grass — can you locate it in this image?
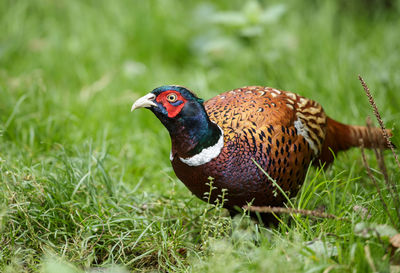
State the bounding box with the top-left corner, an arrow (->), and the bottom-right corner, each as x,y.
1,0 -> 400,272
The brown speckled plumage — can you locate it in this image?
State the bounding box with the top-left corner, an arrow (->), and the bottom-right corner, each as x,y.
171,86 -> 325,208
132,85 -> 392,219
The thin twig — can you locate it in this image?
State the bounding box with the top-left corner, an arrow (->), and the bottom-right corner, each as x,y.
359,139 -> 396,227
244,205 -> 348,221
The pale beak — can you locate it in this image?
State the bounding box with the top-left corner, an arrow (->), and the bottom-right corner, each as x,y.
131,93 -> 157,112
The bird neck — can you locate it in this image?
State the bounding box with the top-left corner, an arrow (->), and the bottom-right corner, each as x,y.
168,107 -> 222,158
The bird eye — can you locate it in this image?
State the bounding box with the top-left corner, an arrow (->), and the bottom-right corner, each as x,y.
166,93 -> 177,103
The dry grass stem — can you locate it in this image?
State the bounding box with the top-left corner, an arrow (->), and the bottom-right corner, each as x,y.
359,139 -> 396,227
366,117 -> 400,220
364,245 -> 377,272
366,117 -> 388,181
359,76 -> 400,223
244,205 -> 348,221
358,75 -> 400,170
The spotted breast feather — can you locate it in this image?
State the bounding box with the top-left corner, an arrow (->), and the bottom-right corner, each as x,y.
131,85 -> 393,220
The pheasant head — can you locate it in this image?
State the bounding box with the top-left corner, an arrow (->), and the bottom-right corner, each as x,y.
131,85 -> 223,160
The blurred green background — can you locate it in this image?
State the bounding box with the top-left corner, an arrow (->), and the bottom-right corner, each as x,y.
1,0 -> 400,272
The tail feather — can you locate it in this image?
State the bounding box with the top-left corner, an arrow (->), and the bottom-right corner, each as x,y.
317,117 -> 393,165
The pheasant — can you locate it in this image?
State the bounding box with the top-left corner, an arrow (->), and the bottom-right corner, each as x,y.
131,85 -> 392,219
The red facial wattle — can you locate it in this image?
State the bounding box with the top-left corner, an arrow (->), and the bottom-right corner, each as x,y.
156,90 -> 187,118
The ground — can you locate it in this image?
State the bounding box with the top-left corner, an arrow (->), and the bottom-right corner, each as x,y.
1,0 -> 400,272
